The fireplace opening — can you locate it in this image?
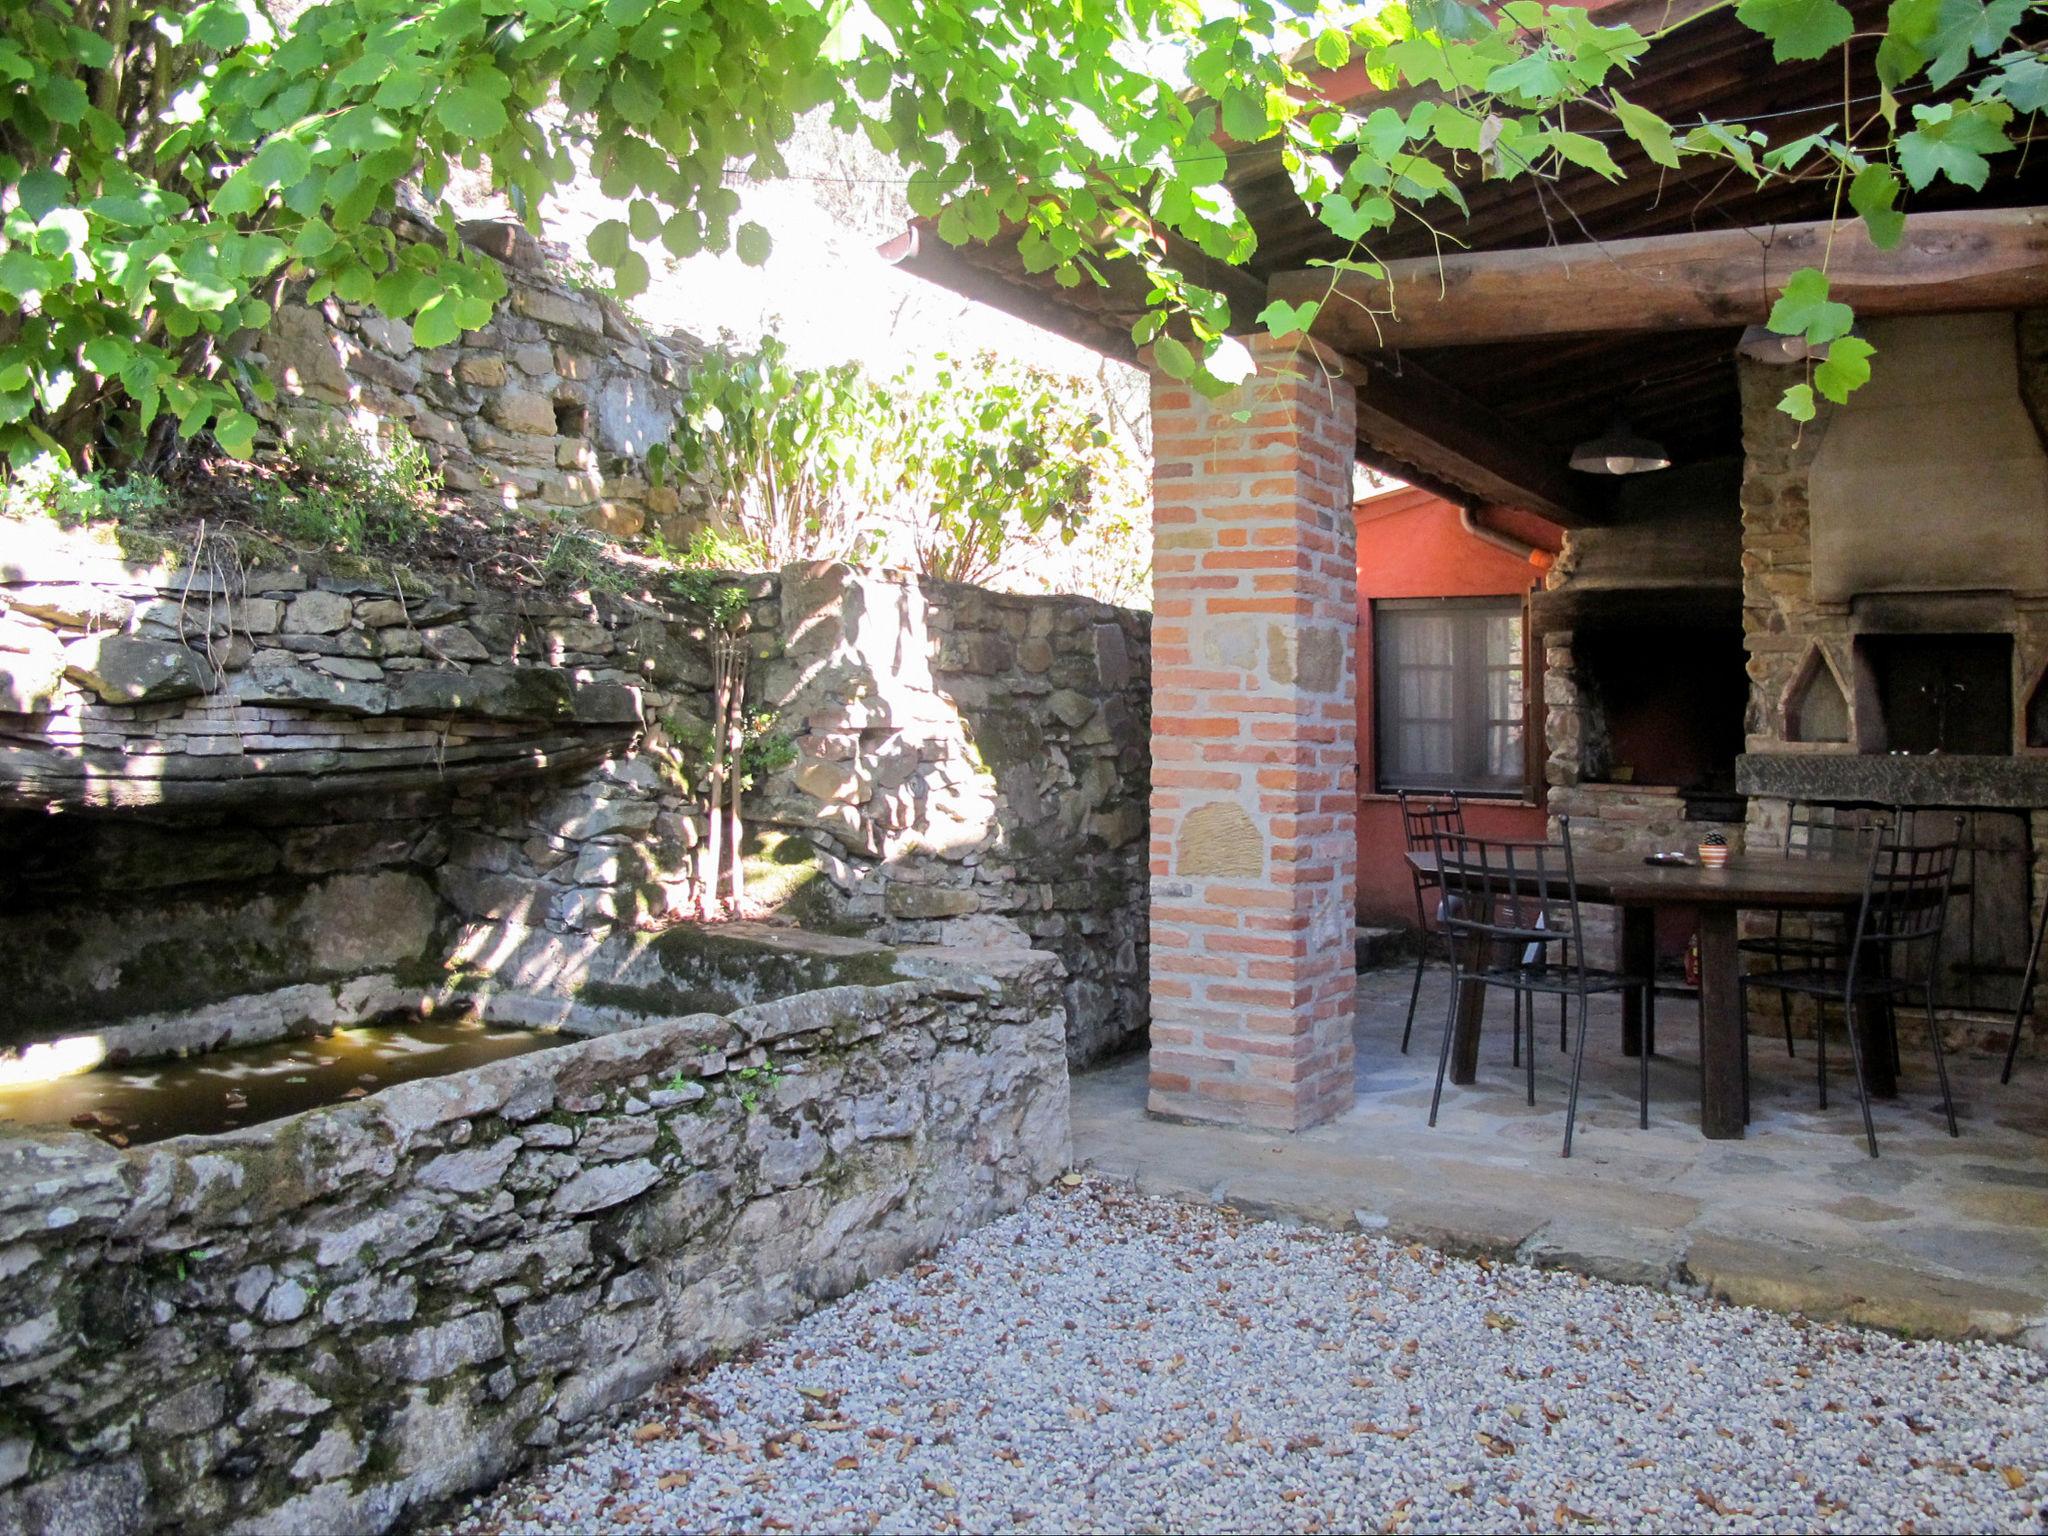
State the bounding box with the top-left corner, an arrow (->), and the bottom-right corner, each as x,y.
1857,633 -> 2013,755
1575,624 -> 1748,796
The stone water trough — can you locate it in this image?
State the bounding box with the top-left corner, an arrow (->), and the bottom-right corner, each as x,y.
0,923 -> 1070,1536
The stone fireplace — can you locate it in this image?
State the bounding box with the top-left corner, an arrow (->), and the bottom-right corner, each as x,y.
1735,310 -> 2048,1046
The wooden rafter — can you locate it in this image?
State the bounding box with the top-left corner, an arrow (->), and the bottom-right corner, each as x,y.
1270,208 -> 2048,352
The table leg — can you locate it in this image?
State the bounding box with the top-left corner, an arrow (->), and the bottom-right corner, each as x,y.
1448,965 -> 1485,1085
1697,907 -> 1746,1140
1620,905 -> 1654,1057
1855,994 -> 1898,1098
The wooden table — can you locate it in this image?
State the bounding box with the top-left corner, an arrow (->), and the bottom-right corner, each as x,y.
1406,850 -> 1885,1139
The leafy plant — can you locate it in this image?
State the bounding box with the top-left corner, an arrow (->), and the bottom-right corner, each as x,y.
257,417 -> 438,552
733,1060 -> 783,1113
1,452 -> 171,527
654,336 -> 890,568
891,354 -> 1127,588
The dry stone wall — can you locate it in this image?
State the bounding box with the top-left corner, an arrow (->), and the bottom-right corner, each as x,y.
2,524 -> 1150,1063
0,939 -> 1069,1536
753,563 -> 1152,1065
249,215 -> 708,542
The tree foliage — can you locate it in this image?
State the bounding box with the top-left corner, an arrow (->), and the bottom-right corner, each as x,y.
658,335 -> 893,569
892,356 -> 1122,588
3,0 -> 2046,470
659,338 -> 1128,584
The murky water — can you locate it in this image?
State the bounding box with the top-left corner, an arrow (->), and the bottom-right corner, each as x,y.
0,1015 -> 561,1146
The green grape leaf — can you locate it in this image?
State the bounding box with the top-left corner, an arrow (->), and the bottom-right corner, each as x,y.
1258,298 -> 1321,339
1848,162 -> 1906,247
1767,268 -> 1854,344
1735,0 -> 1854,61
1611,92 -> 1680,169
1814,334 -> 1876,403
1778,382 -> 1818,420
1897,100 -> 2011,189
736,220 -> 772,266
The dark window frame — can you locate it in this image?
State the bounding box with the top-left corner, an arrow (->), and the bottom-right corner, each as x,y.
1373,595 -> 1532,798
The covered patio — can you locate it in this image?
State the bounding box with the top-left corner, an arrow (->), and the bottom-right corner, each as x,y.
1076,963 -> 2048,1345
895,0 -> 2048,1341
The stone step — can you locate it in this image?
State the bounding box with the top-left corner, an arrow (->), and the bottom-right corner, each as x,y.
1355,926 -> 1413,972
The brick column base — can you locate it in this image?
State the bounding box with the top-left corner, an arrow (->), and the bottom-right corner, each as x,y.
1145,340 -> 1358,1132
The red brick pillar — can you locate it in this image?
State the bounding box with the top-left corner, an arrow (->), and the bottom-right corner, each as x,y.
1146,340 -> 1359,1131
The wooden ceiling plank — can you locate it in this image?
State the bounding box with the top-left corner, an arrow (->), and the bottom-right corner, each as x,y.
1271,207 -> 2048,351
1337,356 -> 1602,526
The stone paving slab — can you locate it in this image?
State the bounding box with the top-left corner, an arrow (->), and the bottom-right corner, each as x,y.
1074,964 -> 2048,1350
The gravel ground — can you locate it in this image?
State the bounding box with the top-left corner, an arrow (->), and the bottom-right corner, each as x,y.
430,1181 -> 2048,1535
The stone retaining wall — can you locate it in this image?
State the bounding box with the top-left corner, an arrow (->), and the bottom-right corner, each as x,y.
0,939 -> 1068,1536
754,564 -> 1152,1065
250,215 -> 709,542
1,523 -> 1151,1063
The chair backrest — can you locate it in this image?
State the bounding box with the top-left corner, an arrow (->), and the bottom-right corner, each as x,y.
1399,791 -> 1464,852
1786,800 -> 1890,860
1400,792 -> 1465,896
1848,818 -> 1963,982
1429,815 -> 1584,967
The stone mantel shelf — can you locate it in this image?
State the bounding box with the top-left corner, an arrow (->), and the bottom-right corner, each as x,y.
1737,752 -> 2048,809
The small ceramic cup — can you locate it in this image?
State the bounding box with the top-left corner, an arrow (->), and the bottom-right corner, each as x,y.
1697,840 -> 1730,869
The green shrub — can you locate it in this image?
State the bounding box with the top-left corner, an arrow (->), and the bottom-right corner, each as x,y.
259,419 -> 439,552
1,453 -> 173,529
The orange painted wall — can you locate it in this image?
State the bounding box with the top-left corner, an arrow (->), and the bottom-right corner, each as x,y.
1353,487 -> 1562,928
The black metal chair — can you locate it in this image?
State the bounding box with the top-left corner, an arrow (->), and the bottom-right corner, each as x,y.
1735,801 -> 1890,1059
1739,826 -> 1961,1158
1426,816 -> 1656,1157
1397,791 -> 1464,1054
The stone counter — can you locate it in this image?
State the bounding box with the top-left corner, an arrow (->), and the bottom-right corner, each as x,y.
0,943 -> 1069,1536
1738,751 -> 2048,809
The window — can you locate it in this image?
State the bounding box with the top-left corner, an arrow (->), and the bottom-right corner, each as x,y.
1375,598 -> 1527,795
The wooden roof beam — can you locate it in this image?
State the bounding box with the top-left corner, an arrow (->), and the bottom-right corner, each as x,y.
1270,207 -> 2048,352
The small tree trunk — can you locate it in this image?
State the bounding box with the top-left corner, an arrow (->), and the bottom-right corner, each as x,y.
700,637 -> 731,918
726,648 -> 749,911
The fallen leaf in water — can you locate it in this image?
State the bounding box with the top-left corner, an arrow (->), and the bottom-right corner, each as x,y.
655,1473 -> 690,1492
2001,1467 -> 2027,1490
341,1087 -> 369,1099
833,1455 -> 859,1471
69,1110 -> 120,1129
631,1422 -> 669,1443
1476,1432 -> 1516,1458
921,1476 -> 956,1498
1060,1173 -> 1084,1187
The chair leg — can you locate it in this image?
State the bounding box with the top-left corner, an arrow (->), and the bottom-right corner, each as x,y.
1563,992 -> 1593,1157
1512,987 -> 1522,1069
1926,992 -> 1959,1139
1401,942 -> 1428,1055
1428,967 -> 1465,1129
1839,991 -> 1880,1158
1526,992 -> 1538,1107
1558,993 -> 1567,1053
1816,998 -> 1828,1111
2001,899 -> 2046,1086
1779,988 -> 1796,1059
1638,985 -> 1650,1129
